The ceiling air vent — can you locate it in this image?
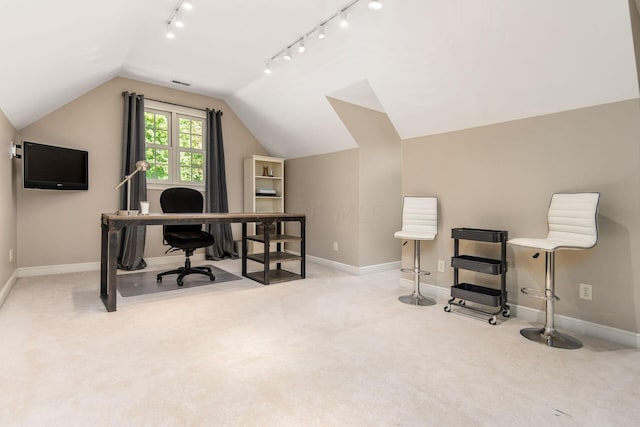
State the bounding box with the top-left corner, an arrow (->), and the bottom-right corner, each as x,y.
171,80 -> 191,87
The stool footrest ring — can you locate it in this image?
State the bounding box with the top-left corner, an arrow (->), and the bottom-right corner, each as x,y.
400,268 -> 431,276
521,287 -> 559,301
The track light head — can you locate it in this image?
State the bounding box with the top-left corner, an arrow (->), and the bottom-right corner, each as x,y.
368,0 -> 382,10
182,1 -> 193,10
264,60 -> 272,75
318,25 -> 325,39
298,39 -> 305,53
283,47 -> 292,61
339,11 -> 349,28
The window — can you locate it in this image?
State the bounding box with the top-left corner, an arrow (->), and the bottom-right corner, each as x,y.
144,101 -> 206,188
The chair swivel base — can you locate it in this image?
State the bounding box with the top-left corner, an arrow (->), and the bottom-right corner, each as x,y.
520,327 -> 582,350
398,292 -> 436,306
157,266 -> 215,287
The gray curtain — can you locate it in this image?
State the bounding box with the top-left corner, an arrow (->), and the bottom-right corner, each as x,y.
118,92 -> 147,270
205,109 -> 238,260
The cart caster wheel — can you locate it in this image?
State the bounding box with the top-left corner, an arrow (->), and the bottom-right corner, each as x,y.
459,300 -> 466,306
502,309 -> 511,317
178,280 -> 184,286
444,305 -> 451,312
489,316 -> 497,325
209,275 -> 215,281
157,276 -> 162,283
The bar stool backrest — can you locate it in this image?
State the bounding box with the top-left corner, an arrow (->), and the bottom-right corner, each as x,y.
401,196 -> 438,237
547,192 -> 600,249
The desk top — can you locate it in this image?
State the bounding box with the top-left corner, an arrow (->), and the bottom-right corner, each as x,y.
101,212 -> 306,230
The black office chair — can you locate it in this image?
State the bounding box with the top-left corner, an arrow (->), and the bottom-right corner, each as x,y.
156,187 -> 216,286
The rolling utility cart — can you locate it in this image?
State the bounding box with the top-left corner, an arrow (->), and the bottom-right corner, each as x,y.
444,228 -> 509,325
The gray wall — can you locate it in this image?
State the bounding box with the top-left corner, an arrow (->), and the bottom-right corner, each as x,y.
402,99 -> 640,333
0,108 -> 18,296
16,77 -> 267,268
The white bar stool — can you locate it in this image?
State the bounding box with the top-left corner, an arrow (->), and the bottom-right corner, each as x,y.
394,196 -> 438,306
508,192 -> 600,349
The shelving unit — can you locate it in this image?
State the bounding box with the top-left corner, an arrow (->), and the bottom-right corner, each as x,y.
244,155 -> 285,253
241,219 -> 305,285
444,228 -> 509,325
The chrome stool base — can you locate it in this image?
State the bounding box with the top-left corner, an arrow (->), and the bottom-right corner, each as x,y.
399,292 -> 436,306
520,327 -> 582,349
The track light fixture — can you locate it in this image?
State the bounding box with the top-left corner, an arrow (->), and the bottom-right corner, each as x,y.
164,0 -> 194,39
262,0 -> 381,75
339,11 -> 349,28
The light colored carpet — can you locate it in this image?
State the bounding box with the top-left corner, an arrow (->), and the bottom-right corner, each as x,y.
0,259 -> 638,426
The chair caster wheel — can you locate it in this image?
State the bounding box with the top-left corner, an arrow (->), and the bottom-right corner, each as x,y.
157,276 -> 162,283
489,316 -> 497,325
178,280 -> 184,286
444,305 -> 451,312
502,310 -> 510,317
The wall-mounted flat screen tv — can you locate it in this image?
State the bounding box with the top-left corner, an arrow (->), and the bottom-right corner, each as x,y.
23,141 -> 89,190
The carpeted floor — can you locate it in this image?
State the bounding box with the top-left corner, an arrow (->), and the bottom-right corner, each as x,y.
0,259 -> 639,426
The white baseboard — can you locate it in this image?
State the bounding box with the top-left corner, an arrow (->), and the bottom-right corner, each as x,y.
306,254 -> 401,275
400,278 -> 640,349
0,269 -> 18,308
16,254 -> 205,278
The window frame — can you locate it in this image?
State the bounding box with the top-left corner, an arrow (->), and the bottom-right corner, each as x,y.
144,100 -> 207,191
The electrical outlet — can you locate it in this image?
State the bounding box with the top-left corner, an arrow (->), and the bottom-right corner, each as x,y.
579,283 -> 592,301
333,241 -> 339,251
437,260 -> 445,272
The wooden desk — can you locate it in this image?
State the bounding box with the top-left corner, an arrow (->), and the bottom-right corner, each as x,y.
100,212 -> 306,312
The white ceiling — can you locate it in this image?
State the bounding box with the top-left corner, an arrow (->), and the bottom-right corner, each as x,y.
0,0 -> 638,159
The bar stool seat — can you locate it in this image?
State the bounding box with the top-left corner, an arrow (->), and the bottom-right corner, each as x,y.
395,196 -> 438,306
509,192 -> 599,349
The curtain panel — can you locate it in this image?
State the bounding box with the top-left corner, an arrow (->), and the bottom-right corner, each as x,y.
205,109 -> 238,260
118,92 -> 148,270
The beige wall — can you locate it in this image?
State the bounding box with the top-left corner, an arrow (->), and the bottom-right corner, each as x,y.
402,99 -> 640,333
0,108 -> 18,293
286,100 -> 402,268
329,99 -> 402,267
286,149 -> 360,266
16,77 -> 266,267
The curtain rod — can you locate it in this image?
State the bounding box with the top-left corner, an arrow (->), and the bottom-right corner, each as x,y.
122,92 -> 222,115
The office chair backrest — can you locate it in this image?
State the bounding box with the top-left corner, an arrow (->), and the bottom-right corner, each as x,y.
160,187 -> 205,234
401,196 -> 438,236
547,192 -> 600,248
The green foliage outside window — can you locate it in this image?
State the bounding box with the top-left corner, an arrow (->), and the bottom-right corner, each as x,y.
145,108 -> 205,185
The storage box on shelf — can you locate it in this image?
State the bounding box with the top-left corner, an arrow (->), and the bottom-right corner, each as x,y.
444,228 -> 509,325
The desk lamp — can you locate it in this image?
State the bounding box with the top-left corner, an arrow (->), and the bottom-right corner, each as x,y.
115,160 -> 149,215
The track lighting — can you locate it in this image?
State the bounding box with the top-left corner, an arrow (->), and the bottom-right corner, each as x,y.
263,0 -> 383,75
163,0 -> 193,39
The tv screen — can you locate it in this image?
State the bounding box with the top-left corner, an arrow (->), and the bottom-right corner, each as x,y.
23,141 -> 88,190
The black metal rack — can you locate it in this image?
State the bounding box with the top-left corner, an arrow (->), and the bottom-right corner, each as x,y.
444,228 -> 509,325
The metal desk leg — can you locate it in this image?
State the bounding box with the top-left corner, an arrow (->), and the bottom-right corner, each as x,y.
300,218 -> 306,278
100,224 -> 119,312
241,223 -> 247,277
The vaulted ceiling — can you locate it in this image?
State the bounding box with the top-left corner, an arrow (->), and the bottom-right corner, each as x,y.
1,0 -> 638,159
